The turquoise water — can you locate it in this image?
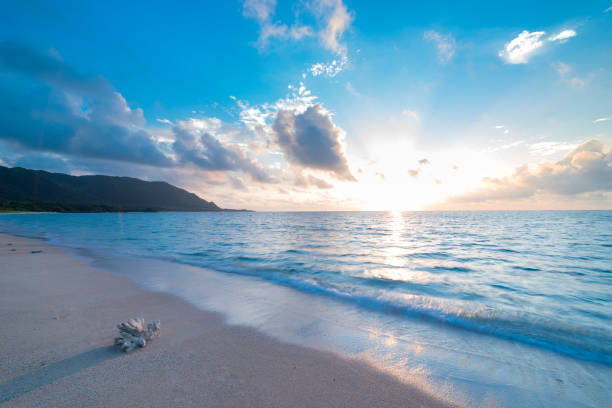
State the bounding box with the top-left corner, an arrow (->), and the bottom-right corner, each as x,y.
1,211 -> 610,367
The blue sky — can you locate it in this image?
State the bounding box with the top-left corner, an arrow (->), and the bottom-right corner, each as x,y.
1,1 -> 611,210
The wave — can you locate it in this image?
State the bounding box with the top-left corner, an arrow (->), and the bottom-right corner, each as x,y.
160,254 -> 612,366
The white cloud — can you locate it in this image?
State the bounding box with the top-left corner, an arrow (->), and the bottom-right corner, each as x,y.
549,29 -> 577,42
553,61 -> 572,76
242,0 -> 314,49
309,56 -> 347,77
242,0 -> 353,55
401,109 -> 420,122
528,141 -> 577,156
311,0 -> 353,55
593,117 -> 610,123
423,30 -> 456,62
156,118 -> 173,125
499,30 -> 546,64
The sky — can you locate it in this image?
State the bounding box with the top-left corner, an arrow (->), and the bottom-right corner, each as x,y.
0,0 -> 611,211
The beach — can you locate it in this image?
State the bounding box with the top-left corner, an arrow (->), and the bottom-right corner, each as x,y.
0,232 -> 455,407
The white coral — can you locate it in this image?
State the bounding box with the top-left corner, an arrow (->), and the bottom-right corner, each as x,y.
114,317 -> 161,352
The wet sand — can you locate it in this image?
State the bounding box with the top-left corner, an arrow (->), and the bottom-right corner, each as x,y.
0,233 -> 455,407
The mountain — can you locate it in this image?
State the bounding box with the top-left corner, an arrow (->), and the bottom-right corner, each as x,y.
0,166 -> 226,212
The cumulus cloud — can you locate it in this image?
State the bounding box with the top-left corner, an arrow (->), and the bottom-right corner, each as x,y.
0,42 -> 276,185
549,29 -> 576,42
499,30 -> 546,64
423,30 -> 456,62
272,104 -> 355,181
0,42 -> 171,166
453,140 -> 612,203
172,120 -> 273,183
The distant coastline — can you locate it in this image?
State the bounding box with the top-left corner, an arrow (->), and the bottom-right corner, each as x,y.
0,165 -> 250,213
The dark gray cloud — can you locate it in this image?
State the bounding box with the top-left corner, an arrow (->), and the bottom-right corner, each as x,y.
272,104 -> 355,181
172,124 -> 273,183
0,41 -> 170,166
0,42 -> 274,185
453,140 -> 612,203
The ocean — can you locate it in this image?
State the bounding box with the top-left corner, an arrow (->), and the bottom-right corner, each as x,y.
1,211 -> 611,407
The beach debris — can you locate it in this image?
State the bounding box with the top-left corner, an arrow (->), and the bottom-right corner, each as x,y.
114,317 -> 161,352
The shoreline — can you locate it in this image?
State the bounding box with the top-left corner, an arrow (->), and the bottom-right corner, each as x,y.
0,232 -> 456,407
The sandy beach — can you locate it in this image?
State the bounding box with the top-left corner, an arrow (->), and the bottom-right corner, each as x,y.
0,232 -> 455,408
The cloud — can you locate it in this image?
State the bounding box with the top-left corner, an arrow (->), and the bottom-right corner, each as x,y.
309,56 -> 347,77
272,104 -> 355,181
528,141 -> 577,156
156,118 -> 173,125
553,61 -> 572,76
294,174 -> 333,189
423,30 -> 456,62
172,120 -> 273,183
498,30 -> 546,64
0,42 -> 276,185
242,0 -> 313,49
402,109 -> 420,122
0,41 -> 171,166
499,29 -> 577,64
549,29 -> 576,42
593,117 -> 610,123
408,169 -> 419,178
453,140 -> 612,203
312,0 -> 353,55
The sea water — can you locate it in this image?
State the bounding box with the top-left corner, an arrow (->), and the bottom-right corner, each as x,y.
1,211 -> 611,407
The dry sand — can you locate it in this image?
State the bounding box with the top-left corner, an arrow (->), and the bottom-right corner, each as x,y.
0,233 -> 456,407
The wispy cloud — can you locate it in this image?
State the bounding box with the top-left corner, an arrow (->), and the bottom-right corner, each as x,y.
423,30 -> 456,62
311,0 -> 353,56
499,30 -> 546,64
242,0 -> 313,49
528,141 -> 577,156
401,109 -> 420,122
156,118 -> 173,125
243,0 -> 353,56
499,28 -> 576,64
593,117 -> 610,123
553,61 -> 572,75
549,29 -> 576,42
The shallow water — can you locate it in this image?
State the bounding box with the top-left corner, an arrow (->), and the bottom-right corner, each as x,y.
1,211 -> 611,406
